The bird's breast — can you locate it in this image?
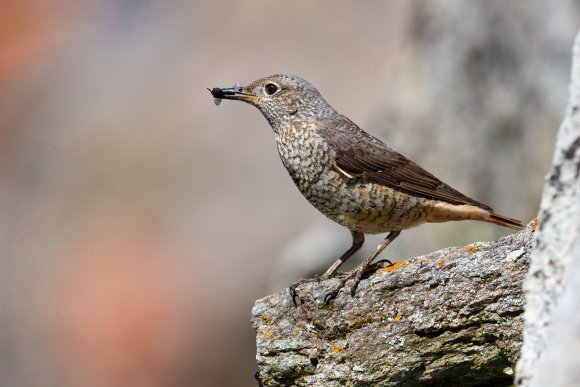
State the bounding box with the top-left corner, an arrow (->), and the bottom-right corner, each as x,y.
274,123 -> 436,233
276,123 -> 335,192
276,123 -> 370,226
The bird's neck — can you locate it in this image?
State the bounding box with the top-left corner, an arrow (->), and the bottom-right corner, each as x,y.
267,106 -> 338,135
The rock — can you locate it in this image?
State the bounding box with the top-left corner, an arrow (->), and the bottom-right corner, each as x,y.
515,29 -> 580,386
253,224 -> 534,386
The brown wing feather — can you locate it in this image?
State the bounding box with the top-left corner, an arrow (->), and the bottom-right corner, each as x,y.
315,117 -> 493,211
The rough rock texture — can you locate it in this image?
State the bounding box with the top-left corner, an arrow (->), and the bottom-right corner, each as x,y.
253,223 -> 535,386
515,30 -> 580,386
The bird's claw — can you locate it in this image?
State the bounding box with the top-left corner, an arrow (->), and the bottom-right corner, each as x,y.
289,276 -> 327,307
324,262 -> 387,302
371,258 -> 394,269
289,284 -> 300,307
323,271 -> 358,304
290,261 -> 388,306
323,289 -> 339,305
349,270 -> 364,297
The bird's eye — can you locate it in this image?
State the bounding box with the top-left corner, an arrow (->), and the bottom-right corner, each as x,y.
264,83 -> 279,95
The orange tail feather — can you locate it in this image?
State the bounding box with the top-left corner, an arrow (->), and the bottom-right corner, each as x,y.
488,213 -> 524,230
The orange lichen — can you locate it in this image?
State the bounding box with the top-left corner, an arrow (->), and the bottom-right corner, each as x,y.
383,261 -> 409,272
258,329 -> 273,338
261,314 -> 271,325
394,314 -> 402,321
332,345 -> 344,353
531,217 -> 539,232
437,258 -> 445,267
463,245 -> 478,253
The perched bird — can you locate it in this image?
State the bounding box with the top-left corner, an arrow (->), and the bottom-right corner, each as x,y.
209,74 -> 522,302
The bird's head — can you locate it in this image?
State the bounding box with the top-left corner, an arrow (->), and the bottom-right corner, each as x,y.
209,74 -> 337,133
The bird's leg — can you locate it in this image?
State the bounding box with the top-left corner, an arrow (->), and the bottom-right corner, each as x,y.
289,230 -> 364,306
324,231 -> 401,304
322,230 -> 365,277
349,231 -> 400,295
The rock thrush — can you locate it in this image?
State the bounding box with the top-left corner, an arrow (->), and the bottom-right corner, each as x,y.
209,74 -> 523,302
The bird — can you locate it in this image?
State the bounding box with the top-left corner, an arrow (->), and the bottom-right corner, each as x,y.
208,74 -> 523,303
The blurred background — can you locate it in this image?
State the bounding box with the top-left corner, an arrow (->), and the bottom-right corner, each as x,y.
0,1 -> 578,386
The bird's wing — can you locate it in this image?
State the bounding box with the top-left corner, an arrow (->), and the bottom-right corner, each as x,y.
315,117 -> 493,211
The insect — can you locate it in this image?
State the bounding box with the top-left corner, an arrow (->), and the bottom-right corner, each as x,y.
208,84 -> 243,105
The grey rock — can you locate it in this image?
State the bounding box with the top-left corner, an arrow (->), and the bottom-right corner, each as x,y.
253,224 -> 534,386
515,29 -> 580,386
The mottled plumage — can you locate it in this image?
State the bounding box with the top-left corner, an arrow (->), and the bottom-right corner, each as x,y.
209,74 -> 522,301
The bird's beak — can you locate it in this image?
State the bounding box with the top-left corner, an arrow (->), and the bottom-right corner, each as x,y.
207,85 -> 258,104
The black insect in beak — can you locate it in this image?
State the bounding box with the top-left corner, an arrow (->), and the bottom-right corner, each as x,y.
207,83 -> 257,105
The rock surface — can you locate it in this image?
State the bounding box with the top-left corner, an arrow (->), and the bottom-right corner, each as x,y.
253,223 -> 535,386
515,30 -> 580,386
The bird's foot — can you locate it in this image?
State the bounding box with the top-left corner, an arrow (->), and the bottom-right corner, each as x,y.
366,258 -> 394,271
290,260 -> 393,306
323,259 -> 393,304
323,270 -> 358,304
288,275 -> 323,307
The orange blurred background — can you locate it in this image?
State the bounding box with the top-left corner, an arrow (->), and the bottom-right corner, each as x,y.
0,1 -> 578,386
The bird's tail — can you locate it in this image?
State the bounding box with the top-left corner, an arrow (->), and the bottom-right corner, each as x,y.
488,212 -> 524,230
428,202 -> 524,230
